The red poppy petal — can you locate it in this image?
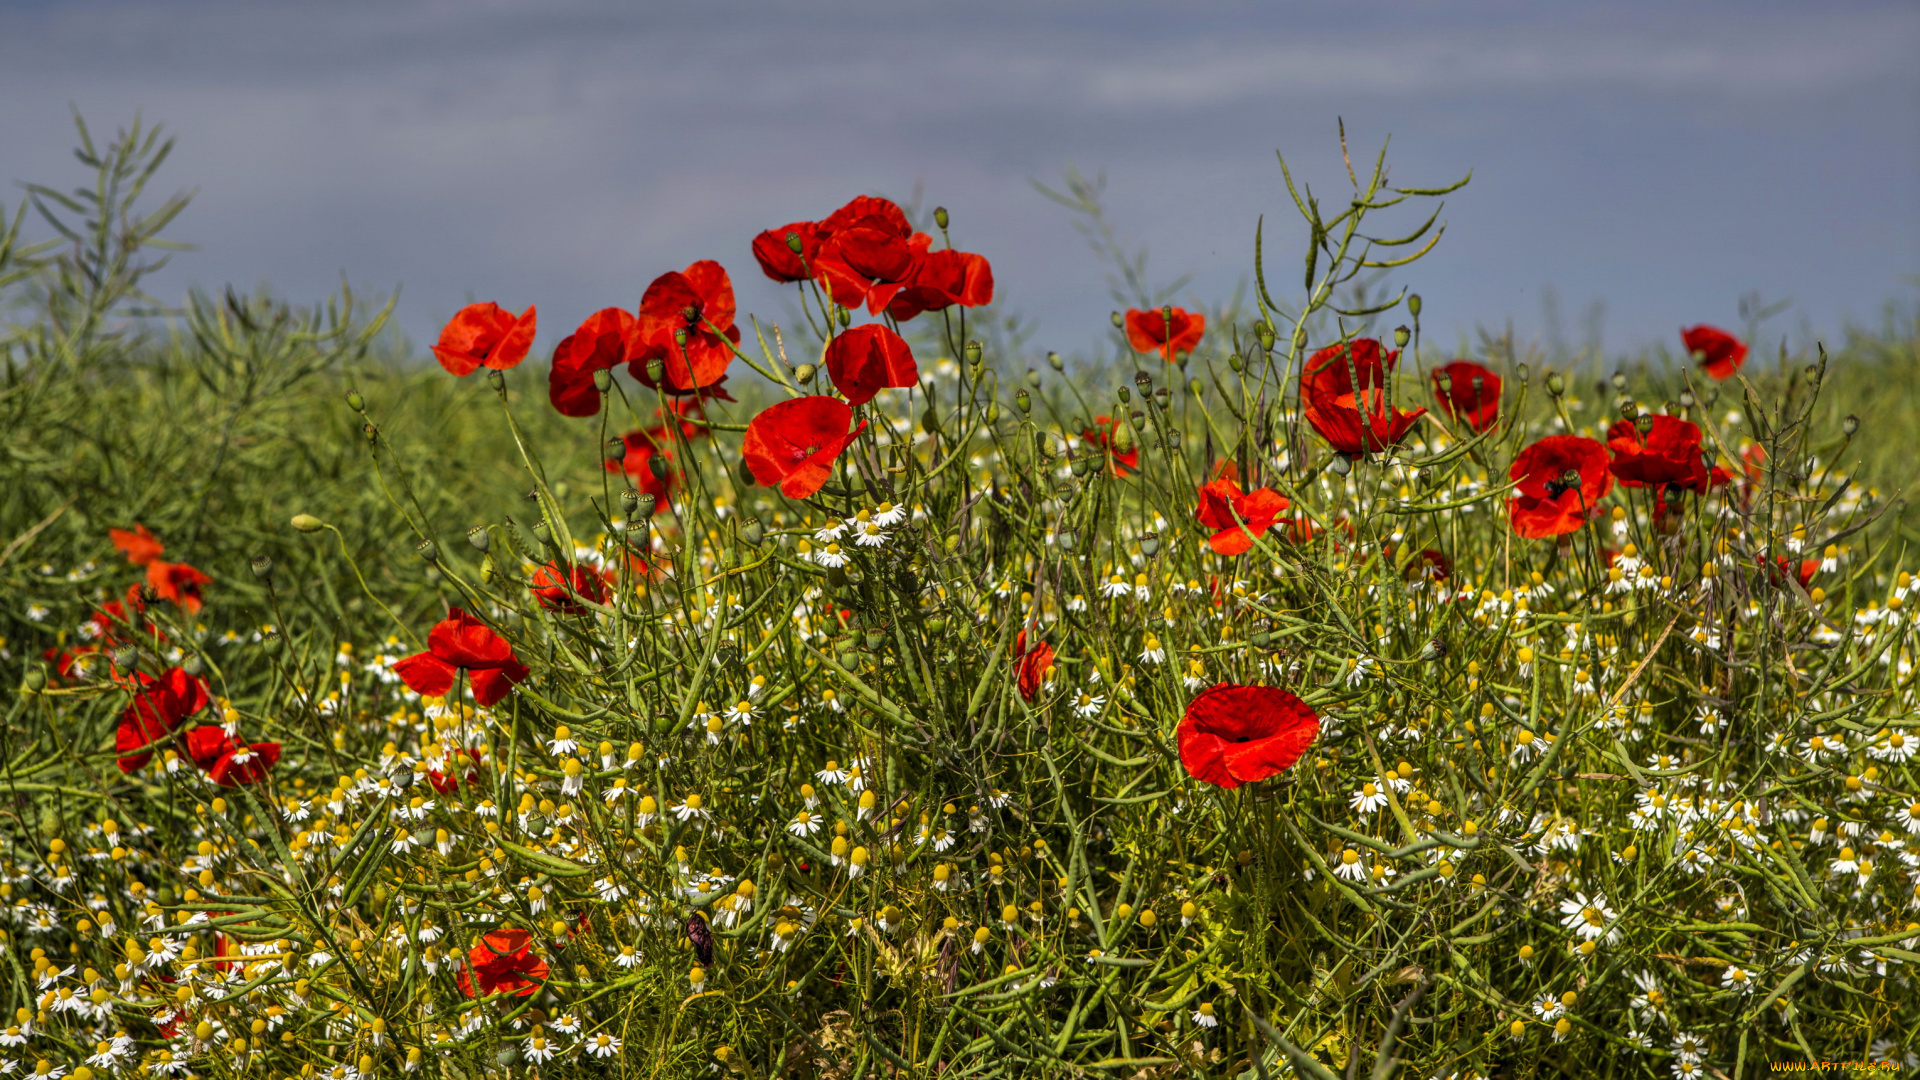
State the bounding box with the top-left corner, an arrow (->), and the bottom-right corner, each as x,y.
394,653 -> 456,698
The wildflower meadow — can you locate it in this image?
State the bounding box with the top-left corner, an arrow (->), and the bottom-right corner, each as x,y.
3,117 -> 1918,1079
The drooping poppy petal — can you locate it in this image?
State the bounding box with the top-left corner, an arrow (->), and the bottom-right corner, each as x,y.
1682,325 -> 1747,381
1606,415 -> 1728,495
110,524 -> 164,567
432,302 -> 537,377
395,608 -> 528,704
741,396 -> 867,500
1015,639 -> 1054,703
209,742 -> 281,787
1301,339 -> 1398,406
393,653 -> 457,699
113,667 -> 210,772
1124,306 -> 1205,361
824,324 -> 918,407
1508,435 -> 1614,538
1430,360 -> 1502,432
751,221 -> 823,283
1193,478 -> 1290,556
531,562 -> 611,615
1305,389 -> 1426,455
1177,684 -> 1320,789
548,308 -> 638,418
884,248 -> 994,321
631,261 -> 742,396
185,725 -> 234,771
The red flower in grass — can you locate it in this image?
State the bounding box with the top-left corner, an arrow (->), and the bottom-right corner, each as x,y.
1605,415 -> 1730,504
393,608 -> 530,707
531,562 -> 610,615
632,261 -> 741,396
1193,478 -> 1290,556
429,749 -> 486,793
813,197 -> 931,315
1080,415 -> 1139,477
184,726 -> 280,787
752,221 -> 825,283
1301,338 -> 1398,404
432,302 -> 537,377
885,248 -> 994,321
1758,555 -> 1819,592
1430,360 -> 1502,432
110,524 -> 164,567
1403,548 -> 1453,583
1305,388 -> 1426,455
92,587 -> 164,651
1508,435 -> 1613,538
1125,306 -> 1205,362
1013,631 -> 1054,703
607,430 -> 680,510
547,308 -> 638,418
146,561 -> 211,614
1177,684 -> 1320,790
1682,325 -> 1747,381
114,666 -> 210,773
458,929 -> 548,998
741,396 -> 867,499
824,324 -> 918,406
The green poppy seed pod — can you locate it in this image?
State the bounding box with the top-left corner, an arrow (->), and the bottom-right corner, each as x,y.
653,713 -> 676,735
1803,363 -> 1819,383
1636,413 -> 1654,435
645,358 -> 667,383
1025,367 -> 1041,388
965,340 -> 983,367
1227,353 -> 1243,373
1070,455 -> 1089,478
926,615 -> 948,634
1047,351 -> 1064,372
864,629 -> 885,651
1546,372 -> 1564,397
1255,321 -> 1276,351
933,206 -> 949,230
345,389 -> 365,413
620,489 -> 641,516
418,539 -> 438,563
838,649 -> 860,669
606,438 -> 628,463
1438,373 -> 1453,394
1679,390 -> 1696,408
673,327 -> 690,349
1250,630 -> 1273,647
1560,468 -> 1581,489
836,306 -> 851,329
363,422 -> 378,444
111,644 -> 138,672
181,653 -> 204,677
1662,400 -> 1680,416
530,519 -> 551,547
1701,448 -> 1717,469
987,402 -> 1001,424
21,667 -> 46,694
487,369 -> 505,391
740,517 -> 764,546
1327,454 -> 1352,477
291,514 -> 325,534
1134,370 -> 1152,391
1618,396 -> 1637,419
1116,386 -> 1130,404
1111,419 -> 1135,454
794,362 -> 816,385
785,231 -> 804,254
250,554 -> 274,581
1110,311 -> 1123,329
1166,429 -> 1181,450
260,631 -> 282,655
1188,378 -> 1202,398
594,368 -> 614,393
1393,325 -> 1411,349
633,493 -> 658,521
1516,364 -> 1530,384
1407,294 -> 1422,318
1139,532 -> 1160,557
467,526 -> 491,553
736,456 -> 757,488
1611,371 -> 1628,392
1015,389 -> 1030,415
649,453 -> 669,481
1843,415 -> 1860,436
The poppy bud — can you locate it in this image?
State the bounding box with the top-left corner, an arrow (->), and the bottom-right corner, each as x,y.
1048,351 -> 1064,372
1111,420 -> 1135,454
1546,372 -> 1564,397
987,402 -> 1001,424
649,454 -> 670,481
487,369 -> 505,391
933,205 -> 951,229
481,553 -> 499,583
593,368 -> 613,393
1116,386 -> 1130,404
291,514 -> 325,534
646,358 -> 667,383
1015,390 -> 1030,414
965,340 -> 983,367
363,422 -> 378,444
926,616 -> 948,634
531,519 -> 551,547
793,362 -> 816,386
111,644 -> 138,672
1227,353 -> 1243,373
1025,368 -> 1041,388
740,517 -> 764,546
1166,429 -> 1181,450
736,456 -> 756,488
1611,370 -> 1628,392
1110,311 -> 1123,329
1393,325 -> 1411,348
1139,532 -> 1160,557
418,539 -> 438,563
920,406 -> 939,435
836,306 -> 851,329
345,389 -> 365,412
1255,321 -> 1276,351
1437,373 -> 1453,394
251,554 -> 274,581
468,526 -> 490,553
1844,415 -> 1859,436
1186,379 -> 1201,399
1407,294 -> 1422,318
20,668 -> 45,694
633,493 -> 658,521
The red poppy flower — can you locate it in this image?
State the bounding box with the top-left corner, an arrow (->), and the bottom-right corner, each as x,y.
884,248 -> 994,321
606,429 -> 680,510
458,929 -> 548,998
1177,684 -> 1320,790
1193,478 -> 1291,556
741,396 -> 868,499
110,524 -> 164,567
531,562 -> 611,615
1758,555 -> 1819,592
631,261 -> 741,396
1125,307 -> 1206,362
393,608 -> 531,707
1013,631 -> 1054,703
1080,415 -> 1139,477
547,307 -> 638,418
1404,548 -> 1453,583
432,302 -> 537,377
185,725 -> 232,770
813,197 -> 932,315
146,560 -> 211,614
1507,435 -> 1614,538
1605,415 -> 1730,497
1305,388 -> 1426,455
1301,339 -> 1398,406
1430,360 -> 1502,432
114,666 -> 210,773
1682,325 -> 1747,381
751,221 -> 825,283
181,725 -> 280,786
824,324 -> 918,407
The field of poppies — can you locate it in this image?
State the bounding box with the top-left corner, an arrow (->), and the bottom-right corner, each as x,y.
3,120 -> 1920,1079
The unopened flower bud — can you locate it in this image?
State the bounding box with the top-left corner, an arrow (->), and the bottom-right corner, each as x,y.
1327,454 -> 1352,477
1407,293 -> 1422,318
1611,371 -> 1628,392
1025,367 -> 1041,388
1015,389 -> 1030,414
1546,372 -> 1564,397
291,514 -> 325,534
250,554 -> 274,581
673,327 -> 689,349
487,369 -> 505,391
345,389 -> 365,412
987,401 -> 1000,424
736,456 -> 757,488
467,526 -> 490,552
1227,353 -> 1243,373
1111,420 -> 1135,454
1392,325 -> 1411,348
1116,386 -> 1130,404
112,644 -> 138,671
933,206 -> 949,229
965,340 -> 983,367
593,368 -> 613,393
1255,321 -> 1276,350
1187,378 -> 1202,398
1516,364 -> 1530,384
649,454 -> 669,481
646,358 -> 667,383
794,363 -> 816,385
1047,351 -> 1064,372
835,306 -> 851,328
1110,311 -> 1123,329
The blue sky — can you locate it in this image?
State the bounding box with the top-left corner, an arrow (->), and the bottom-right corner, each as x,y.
1,0 -> 1914,362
